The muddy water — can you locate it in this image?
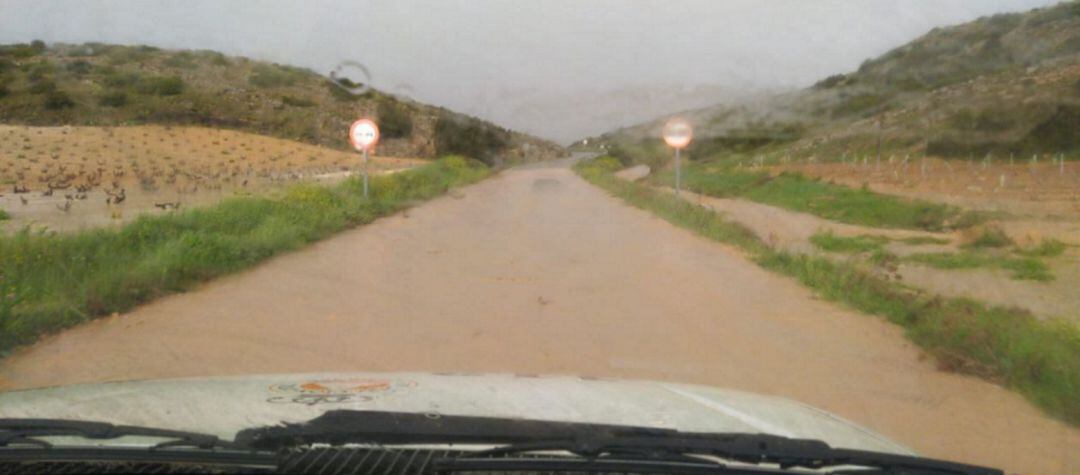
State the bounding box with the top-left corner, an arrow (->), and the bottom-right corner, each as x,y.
0,158 -> 1075,473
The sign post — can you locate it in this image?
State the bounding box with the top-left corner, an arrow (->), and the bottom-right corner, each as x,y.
349,119 -> 380,198
662,118 -> 693,196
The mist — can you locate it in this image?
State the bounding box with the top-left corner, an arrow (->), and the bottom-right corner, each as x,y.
0,0 -> 1063,143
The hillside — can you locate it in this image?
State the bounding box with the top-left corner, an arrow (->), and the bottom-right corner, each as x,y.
0,42 -> 563,164
589,1 -> 1080,163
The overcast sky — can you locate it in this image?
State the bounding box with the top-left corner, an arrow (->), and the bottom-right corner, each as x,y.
0,0 -> 1063,143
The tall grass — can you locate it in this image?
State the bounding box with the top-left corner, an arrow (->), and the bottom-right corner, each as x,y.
576,156 -> 1080,426
0,156 -> 489,354
655,165 -> 980,231
904,251 -> 1053,281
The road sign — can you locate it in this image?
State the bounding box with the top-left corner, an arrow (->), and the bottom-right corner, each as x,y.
662,118 -> 693,196
349,119 -> 380,151
662,118 -> 693,149
349,118 -> 380,198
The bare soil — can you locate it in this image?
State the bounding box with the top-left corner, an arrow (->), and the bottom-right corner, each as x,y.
0,158 -> 1075,473
0,125 -> 424,232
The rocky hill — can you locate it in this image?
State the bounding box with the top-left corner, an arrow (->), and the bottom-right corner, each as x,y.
589,1 -> 1080,163
0,42 -> 563,164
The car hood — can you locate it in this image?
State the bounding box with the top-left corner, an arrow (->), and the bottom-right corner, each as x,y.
0,372 -> 911,455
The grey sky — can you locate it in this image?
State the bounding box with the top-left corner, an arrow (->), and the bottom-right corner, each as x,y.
0,0 -> 1063,143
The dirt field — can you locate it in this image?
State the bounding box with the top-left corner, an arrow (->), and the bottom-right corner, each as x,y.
0,158 -> 1075,474
0,125 -> 424,232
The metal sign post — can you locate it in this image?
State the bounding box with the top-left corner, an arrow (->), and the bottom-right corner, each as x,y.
362,148 -> 369,197
349,119 -> 380,198
662,118 -> 693,196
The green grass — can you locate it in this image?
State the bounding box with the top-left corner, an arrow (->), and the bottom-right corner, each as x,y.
904,251 -> 1053,281
0,210 -> 8,221
898,236 -> 951,245
1016,239 -> 1067,258
964,228 -> 1013,249
810,232 -> 889,253
576,155 -> 1080,426
657,165 -> 979,231
0,156 -> 489,355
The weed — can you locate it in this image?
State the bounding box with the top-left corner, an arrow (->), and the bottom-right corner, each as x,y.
810,232 -> 889,253
1016,239 -> 1067,258
964,227 -> 1013,248
904,251 -> 1052,281
898,236 -> 951,245
98,91 -> 128,107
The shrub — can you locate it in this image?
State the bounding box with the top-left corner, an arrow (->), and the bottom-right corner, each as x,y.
163,51 -> 197,69
65,60 -> 93,76
831,93 -> 889,118
249,64 -> 306,88
434,116 -> 508,165
28,79 -> 56,95
377,100 -> 413,138
813,74 -> 846,89
43,90 -> 75,110
136,75 -> 184,96
281,95 -> 315,108
964,227 -> 1013,248
102,70 -> 140,88
98,91 -> 128,107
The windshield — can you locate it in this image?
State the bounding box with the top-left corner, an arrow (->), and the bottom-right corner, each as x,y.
0,1 -> 1077,474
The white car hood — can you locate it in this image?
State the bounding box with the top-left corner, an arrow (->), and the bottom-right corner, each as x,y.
0,372 -> 911,455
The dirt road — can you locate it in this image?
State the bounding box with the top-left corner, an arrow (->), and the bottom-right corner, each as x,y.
0,157 -> 1075,473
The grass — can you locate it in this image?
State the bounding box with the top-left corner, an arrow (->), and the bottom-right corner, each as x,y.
657,165 -> 979,231
0,210 -> 8,221
904,251 -> 1053,281
964,228 -> 1013,249
809,232 -> 889,253
0,156 -> 489,355
898,236 -> 951,245
576,155 -> 1080,426
1016,239 -> 1067,258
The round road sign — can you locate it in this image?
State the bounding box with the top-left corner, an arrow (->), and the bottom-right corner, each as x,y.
349,119 -> 380,151
662,118 -> 693,149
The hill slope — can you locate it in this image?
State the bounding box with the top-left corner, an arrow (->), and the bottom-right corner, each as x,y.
0,42 -> 563,164
590,1 -> 1080,163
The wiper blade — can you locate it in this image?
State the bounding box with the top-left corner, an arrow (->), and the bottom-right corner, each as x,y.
237,411 -> 1000,475
454,434 -> 1001,475
0,418 -> 242,450
235,410 -> 674,448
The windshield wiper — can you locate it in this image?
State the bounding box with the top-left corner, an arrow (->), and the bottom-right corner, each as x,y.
0,418 -> 240,450
236,410 -> 1001,475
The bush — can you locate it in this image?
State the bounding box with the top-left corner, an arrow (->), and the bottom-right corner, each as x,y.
434,116 -> 508,165
813,74 -> 847,89
43,90 -> 74,110
101,70 -> 140,88
136,75 -> 184,96
249,64 -> 306,88
831,93 -> 889,118
65,60 -> 93,76
377,100 -> 413,138
98,91 -> 128,107
281,95 -> 315,108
